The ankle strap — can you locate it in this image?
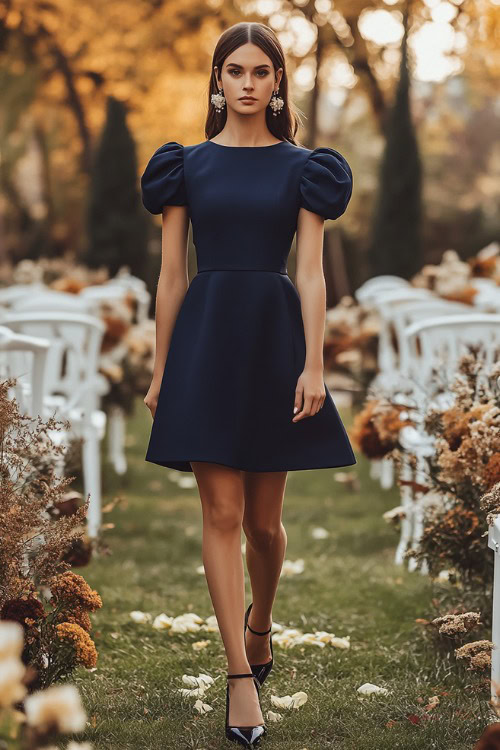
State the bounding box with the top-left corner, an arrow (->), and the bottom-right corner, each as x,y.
247,622 -> 272,636
227,672 -> 255,679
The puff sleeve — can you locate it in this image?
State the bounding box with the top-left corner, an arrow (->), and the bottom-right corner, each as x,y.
140,141 -> 187,215
299,147 -> 353,220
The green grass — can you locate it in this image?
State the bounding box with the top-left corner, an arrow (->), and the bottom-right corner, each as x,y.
68,398 -> 495,749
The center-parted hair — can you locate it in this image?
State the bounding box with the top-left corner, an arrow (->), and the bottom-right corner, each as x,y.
205,22 -> 304,146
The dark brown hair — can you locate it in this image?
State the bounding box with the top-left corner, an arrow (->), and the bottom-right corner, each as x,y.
205,22 -> 304,145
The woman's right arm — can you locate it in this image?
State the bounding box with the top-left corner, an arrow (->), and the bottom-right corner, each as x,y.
144,204 -> 190,418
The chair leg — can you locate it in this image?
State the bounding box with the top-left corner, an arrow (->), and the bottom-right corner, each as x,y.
107,405 -> 127,475
489,529 -> 500,706
82,430 -> 102,539
394,454 -> 413,566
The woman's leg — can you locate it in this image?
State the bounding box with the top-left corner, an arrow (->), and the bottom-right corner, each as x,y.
242,470 -> 288,665
190,461 -> 263,727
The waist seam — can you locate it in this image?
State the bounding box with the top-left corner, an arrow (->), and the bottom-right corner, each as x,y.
196,268 -> 288,275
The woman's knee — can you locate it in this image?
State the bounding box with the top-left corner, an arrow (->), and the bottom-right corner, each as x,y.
201,496 -> 243,532
243,520 -> 284,548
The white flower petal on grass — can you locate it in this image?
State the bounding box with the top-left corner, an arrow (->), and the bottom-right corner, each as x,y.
24,684 -> 87,733
179,613 -> 204,623
171,617 -> 202,634
357,682 -> 389,696
129,611 -> 152,624
311,527 -> 329,539
197,673 -> 214,688
196,564 -> 205,574
182,673 -> 214,690
0,621 -> 24,659
177,687 -> 207,698
271,691 -> 308,709
280,559 -> 305,577
266,710 -> 283,721
192,640 -> 210,651
193,698 -> 213,714
178,476 -> 197,489
67,743 -> 93,750
152,613 -> 173,630
290,691 -> 308,708
202,615 -> 219,631
328,636 -> 351,649
0,657 -> 27,707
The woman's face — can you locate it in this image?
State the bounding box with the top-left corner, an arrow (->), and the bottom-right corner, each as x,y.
214,43 -> 283,116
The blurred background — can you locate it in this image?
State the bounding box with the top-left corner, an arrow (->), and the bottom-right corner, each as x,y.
0,0 -> 498,301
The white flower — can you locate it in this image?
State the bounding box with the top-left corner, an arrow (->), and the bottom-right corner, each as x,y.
196,564 -> 205,574
266,710 -> 283,721
129,611 -> 152,624
192,640 -> 210,651
152,614 -> 173,630
201,615 -> 219,632
311,527 -> 329,539
178,476 -> 197,489
193,699 -> 213,714
0,621 -> 24,660
0,657 -> 27,707
271,691 -> 308,709
167,613 -> 203,633
25,684 -> 87,733
357,682 -> 389,696
182,673 -> 213,689
280,559 -> 305,576
67,743 -> 93,750
177,687 -> 207,698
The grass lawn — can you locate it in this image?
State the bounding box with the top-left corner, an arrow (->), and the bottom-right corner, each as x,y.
70,398 -> 494,749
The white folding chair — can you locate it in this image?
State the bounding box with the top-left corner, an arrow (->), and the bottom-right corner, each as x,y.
0,326 -> 50,417
3,312 -> 107,538
397,313 -> 500,571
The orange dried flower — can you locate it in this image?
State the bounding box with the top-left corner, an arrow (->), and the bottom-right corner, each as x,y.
50,572 -> 102,612
56,622 -> 98,668
56,608 -> 92,633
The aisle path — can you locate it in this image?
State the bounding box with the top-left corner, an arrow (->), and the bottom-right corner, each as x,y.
77,398 -> 484,750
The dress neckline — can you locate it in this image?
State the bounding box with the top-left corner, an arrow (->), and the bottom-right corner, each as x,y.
207,140 -> 286,149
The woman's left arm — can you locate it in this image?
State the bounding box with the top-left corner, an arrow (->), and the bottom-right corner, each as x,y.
292,207 -> 328,422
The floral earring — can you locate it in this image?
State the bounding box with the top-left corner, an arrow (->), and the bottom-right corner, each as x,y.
211,88 -> 226,113
269,88 -> 284,116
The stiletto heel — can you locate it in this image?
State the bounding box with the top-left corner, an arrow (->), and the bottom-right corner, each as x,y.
244,603 -> 274,687
225,672 -> 266,748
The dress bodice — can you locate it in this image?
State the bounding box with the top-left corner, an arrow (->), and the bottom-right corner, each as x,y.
141,139 -> 352,274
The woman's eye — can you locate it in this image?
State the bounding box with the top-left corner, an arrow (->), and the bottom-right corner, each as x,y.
228,70 -> 268,77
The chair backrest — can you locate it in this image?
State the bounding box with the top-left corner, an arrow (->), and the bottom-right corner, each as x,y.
390,299 -> 470,374
9,289 -> 94,314
0,326 -> 51,417
0,283 -> 47,309
403,313 -> 500,391
370,288 -> 434,372
2,312 -> 105,421
81,282 -> 151,324
354,275 -> 410,306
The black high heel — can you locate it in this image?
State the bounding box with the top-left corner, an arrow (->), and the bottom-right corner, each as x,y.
244,603 -> 274,687
225,672 -> 266,748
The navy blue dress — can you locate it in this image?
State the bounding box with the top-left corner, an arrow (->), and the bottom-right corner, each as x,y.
141,139 -> 357,472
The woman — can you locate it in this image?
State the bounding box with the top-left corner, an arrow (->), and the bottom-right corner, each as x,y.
142,21 -> 356,748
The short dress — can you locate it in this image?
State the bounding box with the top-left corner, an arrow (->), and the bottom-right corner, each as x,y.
141,138 -> 357,472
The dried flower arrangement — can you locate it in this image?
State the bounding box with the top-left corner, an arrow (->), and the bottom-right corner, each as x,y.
0,377 -> 102,692
0,620 -> 92,749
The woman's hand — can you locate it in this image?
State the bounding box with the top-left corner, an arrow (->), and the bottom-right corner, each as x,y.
292,368 -> 326,422
144,382 -> 161,419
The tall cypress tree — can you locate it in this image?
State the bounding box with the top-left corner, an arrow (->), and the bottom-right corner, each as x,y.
368,3 -> 422,279
85,96 -> 148,277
